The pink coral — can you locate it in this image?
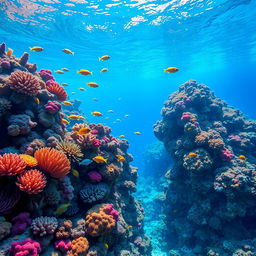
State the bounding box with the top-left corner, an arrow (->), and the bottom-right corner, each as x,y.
181,112 -> 193,121
10,238 -> 41,256
44,101 -> 61,114
92,139 -> 101,147
55,240 -> 72,252
39,69 -> 54,82
103,204 -> 119,221
88,171 -> 102,182
221,148 -> 233,161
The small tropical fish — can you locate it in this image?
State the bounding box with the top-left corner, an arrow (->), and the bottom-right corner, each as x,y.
34,97 -> 40,105
87,82 -> 99,88
188,152 -> 197,157
75,127 -> 91,135
61,83 -> 68,86
91,111 -> 103,117
116,119 -> 121,122
191,118 -> 197,121
134,132 -> 141,135
79,87 -> 86,91
62,48 -> 74,55
54,203 -> 71,215
61,119 -> 70,124
72,169 -> 79,178
92,98 -> 98,101
29,46 -> 43,52
164,67 -> 179,73
124,114 -> 129,117
79,158 -> 93,166
93,155 -> 108,164
55,70 -> 64,74
108,110 -> 114,113
77,69 -> 92,75
62,101 -> 73,106
100,68 -> 108,73
119,135 -> 125,138
6,48 -> 13,57
99,55 -> 110,61
67,114 -> 85,120
62,68 -> 69,71
71,92 -> 76,95
238,155 -> 246,161
127,225 -> 133,229
104,243 -> 109,249
116,155 -> 126,162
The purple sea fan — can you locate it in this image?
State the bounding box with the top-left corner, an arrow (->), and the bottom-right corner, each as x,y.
31,216 -> 58,236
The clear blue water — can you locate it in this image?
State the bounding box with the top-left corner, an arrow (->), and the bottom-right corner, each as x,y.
1,0 -> 256,171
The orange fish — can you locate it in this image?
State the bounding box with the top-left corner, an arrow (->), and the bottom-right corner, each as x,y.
188,152 -> 197,157
75,127 -> 91,135
87,82 -> 99,88
100,68 -> 108,72
99,55 -> 110,61
238,155 -> 246,161
91,111 -> 103,117
116,155 -> 126,162
164,67 -> 179,73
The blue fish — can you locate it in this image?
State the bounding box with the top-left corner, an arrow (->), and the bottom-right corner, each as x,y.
79,158 -> 93,166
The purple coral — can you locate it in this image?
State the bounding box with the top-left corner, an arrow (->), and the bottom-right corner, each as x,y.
39,69 -> 54,82
54,240 -> 71,252
31,216 -> 58,236
103,204 -> 119,221
44,101 -> 61,114
88,171 -> 102,182
10,238 -> 41,256
221,148 -> 233,161
59,176 -> 74,201
11,212 -> 32,236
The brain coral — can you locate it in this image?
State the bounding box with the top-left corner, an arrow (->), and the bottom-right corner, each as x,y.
46,80 -> 67,101
34,147 -> 71,178
79,183 -> 109,204
0,153 -> 26,176
16,169 -> 47,194
7,70 -> 41,96
183,148 -> 213,173
67,237 -> 89,256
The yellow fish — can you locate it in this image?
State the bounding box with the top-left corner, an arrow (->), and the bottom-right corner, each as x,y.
87,82 -> 99,88
119,135 -> 125,138
99,55 -> 110,61
72,169 -> 79,178
188,152 -> 197,157
75,127 -> 91,135
91,111 -> 103,117
128,225 -> 133,229
79,87 -> 86,91
62,48 -> 74,55
116,155 -> 126,162
54,203 -> 71,215
34,97 -> 40,105
77,69 -> 92,75
108,110 -> 114,113
238,155 -> 246,161
92,98 -> 98,101
68,115 -> 85,120
62,68 -> 69,71
191,118 -> 197,121
62,101 -> 73,106
100,68 -> 108,73
61,83 -> 68,86
6,48 -> 13,57
134,132 -> 141,135
104,243 -> 109,249
29,46 -> 44,52
61,119 -> 70,125
164,67 -> 179,73
55,70 -> 64,74
93,155 -> 108,164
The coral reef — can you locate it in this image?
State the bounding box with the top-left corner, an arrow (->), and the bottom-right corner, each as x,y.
154,80 -> 256,255
0,42 -> 151,256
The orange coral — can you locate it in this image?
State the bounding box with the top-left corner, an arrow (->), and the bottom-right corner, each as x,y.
67,237 -> 89,256
34,147 -> 71,178
85,208 -> 115,237
16,169 -> 47,194
0,153 -> 26,176
46,81 -> 67,101
19,154 -> 38,167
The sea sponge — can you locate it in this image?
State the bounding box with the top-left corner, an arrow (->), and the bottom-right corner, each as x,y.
16,169 -> 47,194
67,237 -> 89,256
0,216 -> 11,240
34,147 -> 71,178
19,154 -> 38,167
0,153 -> 26,176
7,70 -> 41,96
46,80 -> 67,101
10,238 -> 41,256
31,216 -> 58,236
85,208 -> 115,237
56,140 -> 83,162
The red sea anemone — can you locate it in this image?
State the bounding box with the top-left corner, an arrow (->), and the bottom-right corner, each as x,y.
46,80 -> 67,101
7,70 -> 41,96
0,154 -> 26,176
34,147 -> 71,178
16,169 -> 47,194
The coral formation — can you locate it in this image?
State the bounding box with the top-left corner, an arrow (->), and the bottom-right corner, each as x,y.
154,80 -> 256,255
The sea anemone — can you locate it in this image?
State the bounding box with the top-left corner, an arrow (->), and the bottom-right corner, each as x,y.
16,169 -> 47,194
7,70 -> 41,96
56,140 -> 83,162
0,153 -> 26,176
19,154 -> 38,167
46,80 -> 67,101
34,147 -> 71,178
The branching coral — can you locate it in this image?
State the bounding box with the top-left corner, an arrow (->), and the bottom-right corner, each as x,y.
10,238 -> 41,256
56,140 -> 83,162
0,153 -> 26,175
7,70 -> 41,96
31,216 -> 58,236
34,147 -> 71,178
16,169 -> 47,194
46,80 -> 67,101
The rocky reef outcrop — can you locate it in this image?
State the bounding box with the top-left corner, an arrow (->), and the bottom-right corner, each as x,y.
154,80 -> 256,255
